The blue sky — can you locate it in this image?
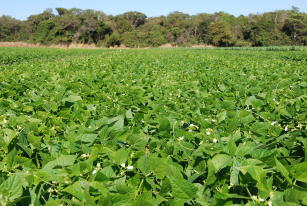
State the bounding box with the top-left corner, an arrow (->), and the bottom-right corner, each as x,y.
1,0 -> 306,20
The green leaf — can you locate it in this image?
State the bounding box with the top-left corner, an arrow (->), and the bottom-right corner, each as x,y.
125,109 -> 133,120
127,133 -> 149,150
211,154 -> 232,171
245,96 -> 265,109
132,191 -> 154,206
0,173 -> 28,202
206,160 -> 217,185
169,176 -> 198,202
30,184 -> 44,206
245,166 -> 270,195
7,148 -> 18,168
77,134 -> 98,144
159,118 -> 171,132
2,129 -> 18,145
63,181 -> 86,200
230,159 -> 240,185
296,173 -> 307,183
63,95 -> 82,103
217,111 -> 227,123
151,157 -> 182,179
292,161 -> 307,183
275,157 -> 292,184
250,122 -> 270,136
43,155 -> 76,170
109,115 -> 125,131
284,188 -> 307,204
110,148 -> 129,165
137,155 -> 151,174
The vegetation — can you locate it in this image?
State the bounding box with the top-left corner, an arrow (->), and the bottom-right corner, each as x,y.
0,47 -> 306,205
0,7 -> 306,47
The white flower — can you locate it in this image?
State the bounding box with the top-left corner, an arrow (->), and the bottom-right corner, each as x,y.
251,195 -> 258,201
180,120 -> 184,126
96,163 -> 101,168
268,201 -> 273,206
285,126 -> 289,131
189,124 -> 199,129
212,138 -> 218,143
259,198 -> 265,202
120,163 -> 126,167
271,121 -> 278,126
81,154 -> 89,158
127,165 -> 133,170
3,119 -> 7,124
206,128 -> 213,135
92,169 -> 97,175
189,129 -> 192,132
199,141 -> 203,145
211,119 -> 216,123
178,136 -> 184,141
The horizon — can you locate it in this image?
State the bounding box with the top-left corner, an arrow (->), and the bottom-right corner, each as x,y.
1,0 -> 307,20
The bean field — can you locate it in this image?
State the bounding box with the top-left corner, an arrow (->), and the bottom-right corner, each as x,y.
0,47 -> 306,205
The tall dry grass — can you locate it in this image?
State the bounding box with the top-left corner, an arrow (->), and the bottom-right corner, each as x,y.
0,41 -> 98,49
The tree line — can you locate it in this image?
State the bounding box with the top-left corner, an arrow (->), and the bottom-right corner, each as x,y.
0,7 -> 306,47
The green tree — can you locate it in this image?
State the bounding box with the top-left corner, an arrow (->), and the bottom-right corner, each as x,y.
102,32 -> 121,47
0,16 -> 30,41
208,21 -> 236,46
32,20 -> 56,44
55,8 -> 69,16
0,7 -> 306,47
122,11 -> 147,28
113,16 -> 132,34
282,11 -> 307,45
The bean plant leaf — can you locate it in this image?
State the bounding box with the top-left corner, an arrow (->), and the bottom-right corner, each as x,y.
169,176 -> 198,202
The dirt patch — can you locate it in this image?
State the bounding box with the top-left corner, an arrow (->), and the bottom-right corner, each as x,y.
191,44 -> 215,48
159,43 -> 174,48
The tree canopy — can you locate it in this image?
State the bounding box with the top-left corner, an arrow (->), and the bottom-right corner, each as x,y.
0,7 -> 306,47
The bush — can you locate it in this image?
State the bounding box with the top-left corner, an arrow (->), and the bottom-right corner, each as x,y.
101,33 -> 121,47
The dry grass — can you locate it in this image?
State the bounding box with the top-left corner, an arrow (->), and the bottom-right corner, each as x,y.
0,42 -> 41,48
191,44 -> 215,48
0,41 -> 216,49
0,41 -> 98,49
159,43 -> 174,48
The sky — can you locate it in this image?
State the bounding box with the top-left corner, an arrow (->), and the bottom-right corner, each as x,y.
0,0 -> 306,20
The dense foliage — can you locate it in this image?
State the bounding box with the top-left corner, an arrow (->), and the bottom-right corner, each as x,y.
0,47 -> 306,205
0,6 -> 306,47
